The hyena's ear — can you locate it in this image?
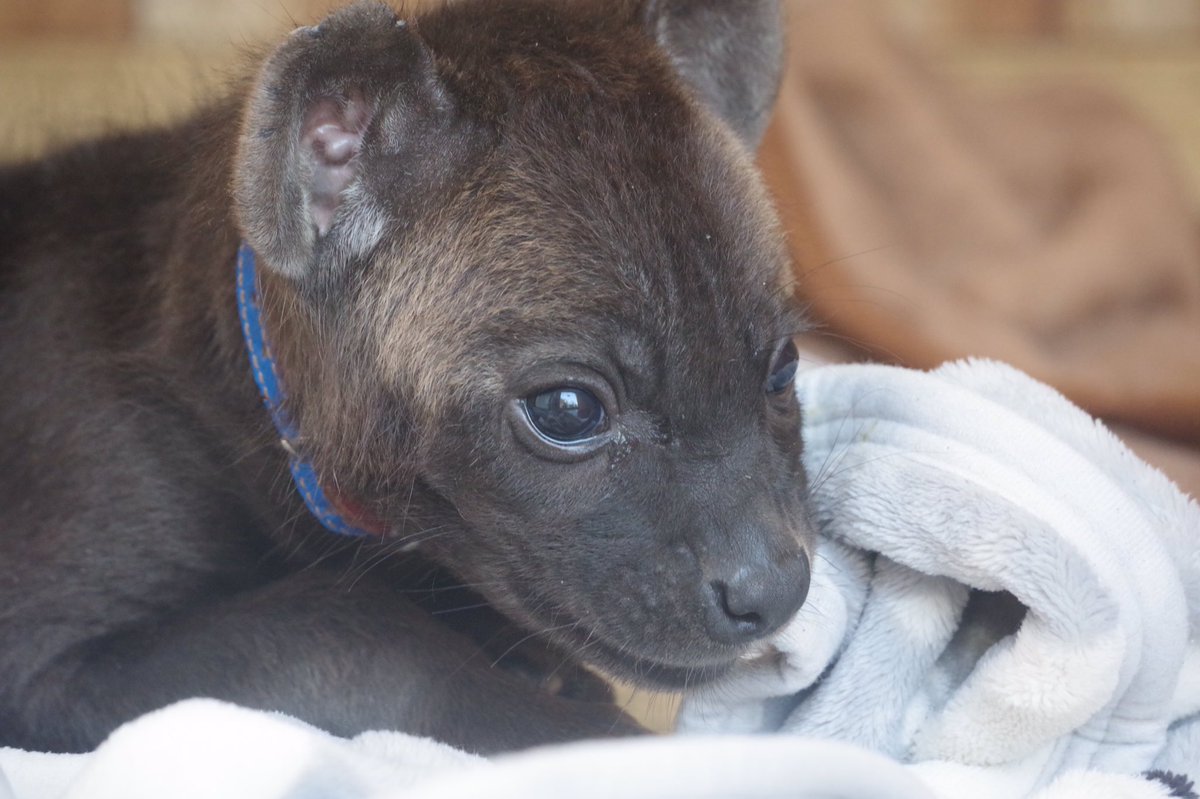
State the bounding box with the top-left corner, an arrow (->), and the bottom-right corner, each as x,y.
234,2 -> 465,282
644,0 -> 785,149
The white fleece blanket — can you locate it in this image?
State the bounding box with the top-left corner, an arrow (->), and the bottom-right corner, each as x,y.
681,359 -> 1200,798
2,359 -> 1197,799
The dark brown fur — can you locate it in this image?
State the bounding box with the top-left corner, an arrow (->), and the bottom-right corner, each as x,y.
0,0 -> 812,753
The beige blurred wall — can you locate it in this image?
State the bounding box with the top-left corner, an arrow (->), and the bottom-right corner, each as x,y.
0,0 -> 444,44
4,0 -> 1200,192
875,0 -> 1200,42
4,0 -> 1199,45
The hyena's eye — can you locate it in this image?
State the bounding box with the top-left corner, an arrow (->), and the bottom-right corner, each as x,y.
522,387 -> 608,444
765,339 -> 799,395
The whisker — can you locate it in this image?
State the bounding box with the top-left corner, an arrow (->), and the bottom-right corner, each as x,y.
490,622 -> 578,669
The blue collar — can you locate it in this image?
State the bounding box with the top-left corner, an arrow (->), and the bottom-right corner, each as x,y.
236,243 -> 373,537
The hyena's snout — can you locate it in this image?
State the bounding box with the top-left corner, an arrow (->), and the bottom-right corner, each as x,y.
699,536 -> 811,646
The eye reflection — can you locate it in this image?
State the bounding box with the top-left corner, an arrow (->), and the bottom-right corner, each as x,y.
522,387 -> 608,445
766,340 -> 799,394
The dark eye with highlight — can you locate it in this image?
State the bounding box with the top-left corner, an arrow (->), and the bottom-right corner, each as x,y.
522,387 -> 608,445
765,339 -> 799,395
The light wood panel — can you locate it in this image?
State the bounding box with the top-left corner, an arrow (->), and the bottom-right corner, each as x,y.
0,0 -> 132,39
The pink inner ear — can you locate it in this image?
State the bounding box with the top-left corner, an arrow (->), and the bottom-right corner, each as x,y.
301,91 -> 373,236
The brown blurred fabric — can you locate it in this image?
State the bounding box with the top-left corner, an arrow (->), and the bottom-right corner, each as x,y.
760,0 -> 1200,497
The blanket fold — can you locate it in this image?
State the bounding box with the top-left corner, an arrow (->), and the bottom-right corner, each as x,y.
680,360 -> 1200,798
4,699 -> 1182,799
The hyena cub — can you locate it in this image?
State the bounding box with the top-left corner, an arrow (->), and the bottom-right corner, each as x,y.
0,0 -> 813,753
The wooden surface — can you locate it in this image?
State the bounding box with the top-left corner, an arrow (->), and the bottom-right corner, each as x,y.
0,0 -> 132,40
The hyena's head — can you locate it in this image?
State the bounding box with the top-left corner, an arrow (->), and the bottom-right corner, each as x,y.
234,0 -> 812,688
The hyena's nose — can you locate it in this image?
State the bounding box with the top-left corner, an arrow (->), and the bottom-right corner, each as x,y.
704,552 -> 810,645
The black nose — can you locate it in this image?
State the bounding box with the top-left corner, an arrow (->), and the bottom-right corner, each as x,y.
704,551 -> 810,645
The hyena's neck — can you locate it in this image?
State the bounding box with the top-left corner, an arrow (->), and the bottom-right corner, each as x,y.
150,99 -> 257,399
156,93 -> 370,545
142,96 -> 321,526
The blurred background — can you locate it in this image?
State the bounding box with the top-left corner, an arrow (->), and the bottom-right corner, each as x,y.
4,0 -> 1200,196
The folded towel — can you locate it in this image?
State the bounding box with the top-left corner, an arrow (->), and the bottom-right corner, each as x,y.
680,359 -> 1200,797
